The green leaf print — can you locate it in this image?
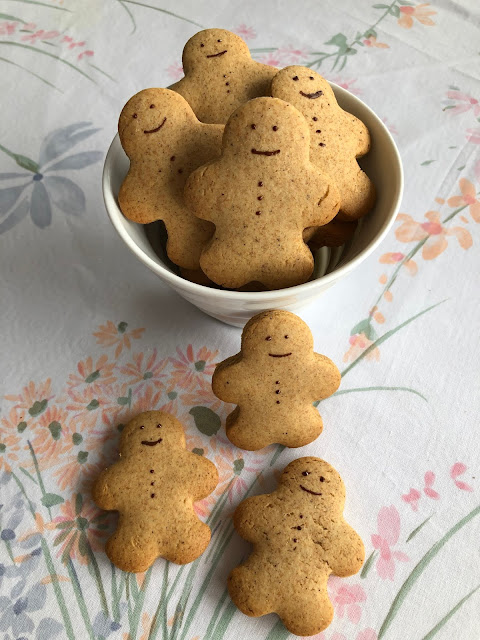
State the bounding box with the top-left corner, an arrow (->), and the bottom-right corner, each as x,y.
350,318 -> 377,340
48,421 -> 62,440
41,493 -> 64,507
85,369 -> 100,383
189,406 -> 221,436
360,550 -> 378,578
28,399 -> 48,417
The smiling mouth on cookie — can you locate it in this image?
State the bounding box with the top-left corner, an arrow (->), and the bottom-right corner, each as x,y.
141,438 -> 163,446
300,485 -> 322,495
143,117 -> 166,134
268,352 -> 292,358
251,149 -> 281,156
206,50 -> 227,58
299,90 -> 324,99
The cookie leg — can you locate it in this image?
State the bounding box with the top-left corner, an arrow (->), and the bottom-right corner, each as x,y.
106,518 -> 159,573
277,586 -> 334,636
162,516 -> 211,565
228,562 -> 276,618
226,408 -> 272,451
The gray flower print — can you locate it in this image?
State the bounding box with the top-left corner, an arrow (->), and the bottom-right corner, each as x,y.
0,122 -> 102,233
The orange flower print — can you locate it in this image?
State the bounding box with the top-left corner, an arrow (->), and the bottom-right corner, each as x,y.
67,354 -> 116,393
447,179 -> 480,223
379,252 -> 418,275
53,493 -> 108,565
53,454 -> 107,492
0,408 -> 23,472
120,349 -> 168,391
168,345 -> 218,392
343,333 -> 380,363
395,211 -> 472,259
363,35 -> 389,48
180,377 -> 224,413
398,3 -> 436,29
28,406 -> 76,471
93,320 -> 145,358
214,446 -> 266,503
5,378 -> 53,417
194,493 -> 217,519
66,383 -> 127,427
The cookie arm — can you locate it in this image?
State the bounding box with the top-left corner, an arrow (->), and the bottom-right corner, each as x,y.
310,353 -> 341,401
92,465 -> 124,512
188,453 -> 219,501
211,355 -> 244,403
233,494 -> 271,543
184,162 -> 220,225
326,522 -> 365,577
304,172 -> 341,228
342,112 -> 371,157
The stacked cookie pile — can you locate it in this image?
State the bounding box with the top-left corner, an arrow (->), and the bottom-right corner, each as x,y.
118,29 -> 375,289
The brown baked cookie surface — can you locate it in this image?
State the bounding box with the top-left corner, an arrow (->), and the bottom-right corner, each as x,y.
118,88 -> 223,269
184,97 -> 340,289
92,411 -> 218,572
228,457 -> 364,636
212,310 -> 341,450
271,66 -> 375,221
171,28 -> 277,124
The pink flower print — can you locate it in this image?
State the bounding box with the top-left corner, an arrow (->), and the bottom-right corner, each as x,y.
62,35 -> 73,44
166,62 -> 183,81
330,77 -> 362,96
22,29 -> 59,43
402,488 -> 421,511
371,505 -> 409,580
331,582 -> 366,623
23,23 -> 36,31
78,50 -> 94,60
423,471 -> 440,499
0,22 -> 17,36
450,463 -> 474,492
168,345 -> 218,392
260,53 -> 281,67
379,252 -> 417,275
277,46 -> 309,64
466,128 -> 480,145
357,631 -> 378,640
233,24 -> 256,40
446,91 -> 480,117
363,36 -> 389,48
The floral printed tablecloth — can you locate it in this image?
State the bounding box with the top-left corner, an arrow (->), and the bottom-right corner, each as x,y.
1,1 -> 479,639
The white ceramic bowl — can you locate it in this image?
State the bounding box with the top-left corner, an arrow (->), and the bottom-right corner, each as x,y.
102,83 -> 403,327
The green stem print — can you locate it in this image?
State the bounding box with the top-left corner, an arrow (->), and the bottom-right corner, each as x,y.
7,0 -> 71,12
66,558 -> 96,640
11,472 -> 76,640
406,514 -> 434,542
334,385 -> 427,401
118,0 -> 204,33
0,55 -> 62,91
378,504 -> 480,638
421,584 -> 480,640
0,141 -> 39,173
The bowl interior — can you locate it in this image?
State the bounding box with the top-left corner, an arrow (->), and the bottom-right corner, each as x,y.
103,83 -> 403,294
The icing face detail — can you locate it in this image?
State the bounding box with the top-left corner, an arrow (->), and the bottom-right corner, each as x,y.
251,148 -> 280,156
141,438 -> 163,447
143,117 -> 167,134
206,49 -> 227,58
299,90 -> 324,99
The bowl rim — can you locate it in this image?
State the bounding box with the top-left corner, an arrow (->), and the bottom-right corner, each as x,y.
102,81 -> 404,301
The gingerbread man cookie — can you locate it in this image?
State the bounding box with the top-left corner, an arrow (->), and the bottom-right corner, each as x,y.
184,97 -> 341,289
229,457 -> 364,636
308,218 -> 358,250
212,310 -> 341,450
118,88 -> 223,269
171,29 -> 277,124
92,411 -> 218,572
271,66 -> 375,221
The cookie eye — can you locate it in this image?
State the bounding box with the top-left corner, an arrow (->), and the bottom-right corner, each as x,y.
320,476 -> 325,482
217,39 -> 222,42
157,424 -> 162,428
302,471 -> 309,476
265,336 -> 272,341
309,76 -> 314,80
139,425 -> 144,429
292,76 -> 299,81
149,104 -> 155,109
251,124 -> 256,130
132,113 -> 137,119
284,334 -> 289,339
272,125 -> 278,131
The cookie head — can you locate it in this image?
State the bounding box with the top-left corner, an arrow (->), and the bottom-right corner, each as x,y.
241,310 -> 314,362
281,457 -> 345,508
119,411 -> 185,457
182,29 -> 250,73
272,66 -> 334,107
118,88 -> 193,155
223,97 -> 309,161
